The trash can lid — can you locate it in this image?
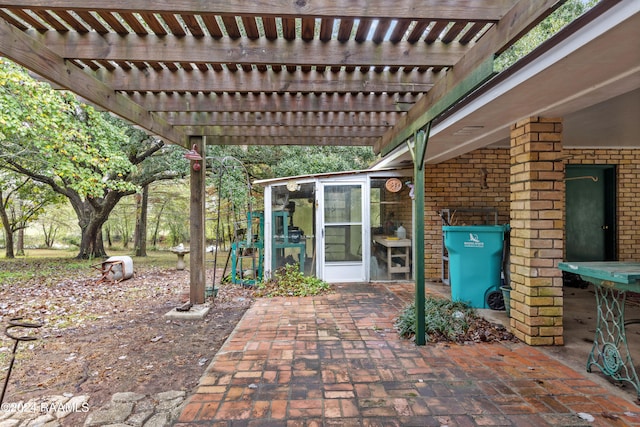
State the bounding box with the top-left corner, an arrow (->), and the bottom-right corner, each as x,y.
442,224 -> 510,232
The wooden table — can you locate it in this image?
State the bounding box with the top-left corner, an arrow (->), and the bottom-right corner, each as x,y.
558,261 -> 640,397
373,236 -> 411,279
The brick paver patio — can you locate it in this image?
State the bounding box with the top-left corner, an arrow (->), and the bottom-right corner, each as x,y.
175,282 -> 639,426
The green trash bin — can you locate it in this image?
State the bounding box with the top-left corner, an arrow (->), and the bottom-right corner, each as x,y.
443,224 -> 509,308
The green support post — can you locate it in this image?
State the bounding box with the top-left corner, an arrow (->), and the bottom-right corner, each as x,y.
410,127 -> 430,345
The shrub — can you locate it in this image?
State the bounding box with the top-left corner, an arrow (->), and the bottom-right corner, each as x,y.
255,263 -> 332,297
395,296 -> 476,342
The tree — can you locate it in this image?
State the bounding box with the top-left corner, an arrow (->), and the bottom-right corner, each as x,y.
0,58 -> 188,258
0,171 -> 62,258
146,181 -> 188,250
37,205 -> 73,249
105,199 -> 135,249
207,145 -> 377,181
495,0 -> 599,72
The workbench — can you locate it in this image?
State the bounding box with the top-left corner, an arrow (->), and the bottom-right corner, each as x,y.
373,236 -> 411,279
558,261 -> 640,397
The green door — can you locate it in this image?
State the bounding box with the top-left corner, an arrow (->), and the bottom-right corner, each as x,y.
565,165 -> 616,262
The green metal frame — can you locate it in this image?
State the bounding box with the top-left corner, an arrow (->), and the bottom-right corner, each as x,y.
231,211 -> 264,286
588,281 -> 640,397
271,211 -> 306,273
558,262 -> 640,397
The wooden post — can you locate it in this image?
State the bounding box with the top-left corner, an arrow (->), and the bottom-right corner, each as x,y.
189,136 -> 206,304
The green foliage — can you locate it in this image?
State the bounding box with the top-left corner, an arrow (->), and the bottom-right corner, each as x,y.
495,0 -> 599,72
1,58 -> 190,257
267,146 -> 377,178
0,58 -> 137,198
36,203 -> 76,248
207,155 -> 255,218
256,263 -> 332,297
0,170 -> 63,229
207,145 -> 377,181
395,297 -> 476,342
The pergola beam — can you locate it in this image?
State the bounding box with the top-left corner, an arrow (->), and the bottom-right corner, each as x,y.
127,92 -> 419,113
38,32 -> 467,68
196,136 -> 376,146
101,68 -> 435,94
0,18 -> 186,147
163,111 -> 401,127
181,125 -> 388,138
0,0 -> 513,21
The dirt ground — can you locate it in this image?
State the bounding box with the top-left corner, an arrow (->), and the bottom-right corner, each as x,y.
0,265 -> 254,425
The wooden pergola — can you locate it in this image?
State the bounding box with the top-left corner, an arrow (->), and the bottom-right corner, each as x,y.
0,1 -> 563,150
0,1 -> 564,334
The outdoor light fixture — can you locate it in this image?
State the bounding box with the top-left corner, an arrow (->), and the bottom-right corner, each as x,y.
184,144 -> 203,171
184,144 -> 202,161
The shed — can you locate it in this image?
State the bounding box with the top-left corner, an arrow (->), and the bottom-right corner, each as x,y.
255,168 -> 414,283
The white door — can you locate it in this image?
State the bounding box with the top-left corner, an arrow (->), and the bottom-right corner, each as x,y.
319,182 -> 367,282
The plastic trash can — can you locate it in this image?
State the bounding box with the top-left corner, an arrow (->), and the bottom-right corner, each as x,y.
443,224 -> 509,308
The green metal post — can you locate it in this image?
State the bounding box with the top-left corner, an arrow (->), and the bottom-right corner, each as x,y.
412,127 -> 430,345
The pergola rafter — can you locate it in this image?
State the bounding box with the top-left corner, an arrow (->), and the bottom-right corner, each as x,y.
0,0 -> 561,149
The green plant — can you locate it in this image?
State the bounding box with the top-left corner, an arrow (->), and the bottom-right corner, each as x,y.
255,263 -> 332,297
395,297 -> 476,342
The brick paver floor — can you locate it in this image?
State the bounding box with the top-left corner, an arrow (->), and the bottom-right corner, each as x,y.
175,282 -> 640,426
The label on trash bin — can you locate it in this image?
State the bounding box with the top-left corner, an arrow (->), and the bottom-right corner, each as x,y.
463,233 -> 484,248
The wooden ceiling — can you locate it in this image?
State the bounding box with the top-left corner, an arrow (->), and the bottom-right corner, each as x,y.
0,1 -> 562,154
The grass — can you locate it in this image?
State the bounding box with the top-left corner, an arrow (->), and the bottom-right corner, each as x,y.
0,248 -> 177,284
0,246 -> 230,266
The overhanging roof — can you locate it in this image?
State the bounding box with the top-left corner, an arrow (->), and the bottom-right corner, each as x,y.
253,166 -> 412,186
374,0 -> 640,168
0,0 -> 566,151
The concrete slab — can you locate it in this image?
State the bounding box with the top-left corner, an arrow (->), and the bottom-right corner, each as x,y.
164,304 -> 210,320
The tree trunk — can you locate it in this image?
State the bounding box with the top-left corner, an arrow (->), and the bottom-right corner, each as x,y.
72,193 -> 122,259
2,229 -> 14,258
0,190 -> 15,259
16,227 -> 24,256
151,199 -> 168,248
77,219 -> 107,259
105,224 -> 113,248
134,185 -> 149,257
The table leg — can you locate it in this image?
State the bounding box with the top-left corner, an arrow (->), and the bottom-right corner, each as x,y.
588,285 -> 640,397
405,246 -> 410,280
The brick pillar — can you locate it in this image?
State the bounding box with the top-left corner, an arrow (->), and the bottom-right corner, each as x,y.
509,117 -> 564,345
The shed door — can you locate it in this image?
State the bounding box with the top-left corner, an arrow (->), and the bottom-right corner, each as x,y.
319,182 -> 366,282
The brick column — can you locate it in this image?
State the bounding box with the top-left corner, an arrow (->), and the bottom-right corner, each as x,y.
509,117 -> 564,345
